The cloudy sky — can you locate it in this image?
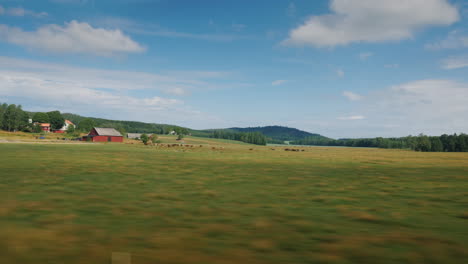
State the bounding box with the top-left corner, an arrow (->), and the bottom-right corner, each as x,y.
1,0 -> 467,138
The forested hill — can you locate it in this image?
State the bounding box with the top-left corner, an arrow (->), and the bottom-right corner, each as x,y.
61,113 -> 189,134
228,126 -> 328,143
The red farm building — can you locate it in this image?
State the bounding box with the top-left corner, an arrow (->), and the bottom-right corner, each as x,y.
84,127 -> 123,143
39,123 -> 51,132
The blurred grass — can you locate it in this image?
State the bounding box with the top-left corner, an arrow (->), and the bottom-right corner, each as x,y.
0,142 -> 467,263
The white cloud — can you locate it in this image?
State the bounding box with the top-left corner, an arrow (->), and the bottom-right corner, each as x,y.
0,56 -> 231,95
352,79 -> 468,136
284,0 -> 459,47
441,55 -> 468,69
426,30 -> 468,50
0,6 -> 47,18
342,91 -> 362,101
338,115 -> 365,120
164,87 -> 190,96
0,57 -> 231,128
0,21 -> 145,56
296,79 -> 468,138
272,80 -> 288,86
7,7 -> 25,16
0,72 -> 182,116
359,52 -> 373,60
96,16 -> 245,42
336,69 -> 345,78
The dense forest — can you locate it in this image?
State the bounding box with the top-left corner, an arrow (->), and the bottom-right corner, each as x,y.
229,126 -> 327,143
209,129 -> 267,145
293,134 -> 468,152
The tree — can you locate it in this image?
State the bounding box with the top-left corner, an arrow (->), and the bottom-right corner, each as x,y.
78,118 -> 96,132
3,104 -> 17,131
32,112 -> 50,123
47,111 -> 65,130
177,134 -> 184,141
430,137 -> 443,152
32,123 -> 42,133
66,124 -> 76,134
140,134 -> 149,145
414,134 -> 431,152
151,134 -> 159,144
18,108 -> 30,132
0,103 -> 6,128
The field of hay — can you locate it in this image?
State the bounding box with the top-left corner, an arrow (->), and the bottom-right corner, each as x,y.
0,139 -> 467,264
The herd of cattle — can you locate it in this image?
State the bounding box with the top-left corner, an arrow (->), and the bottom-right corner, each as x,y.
126,141 -> 306,152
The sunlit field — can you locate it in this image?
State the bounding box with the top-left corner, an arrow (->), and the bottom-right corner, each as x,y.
1,140 -> 467,264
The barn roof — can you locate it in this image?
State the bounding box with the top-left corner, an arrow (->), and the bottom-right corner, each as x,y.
65,120 -> 75,125
93,127 -> 123,137
127,133 -> 143,139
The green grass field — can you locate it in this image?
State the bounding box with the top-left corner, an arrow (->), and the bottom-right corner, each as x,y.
1,140 -> 467,264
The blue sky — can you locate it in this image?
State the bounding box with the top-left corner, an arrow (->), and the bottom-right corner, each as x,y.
1,0 -> 468,138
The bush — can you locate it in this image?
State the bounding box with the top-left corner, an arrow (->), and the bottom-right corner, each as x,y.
140,134 -> 149,145
151,134 -> 158,144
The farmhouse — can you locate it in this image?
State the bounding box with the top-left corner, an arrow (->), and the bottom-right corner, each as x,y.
53,120 -> 75,134
39,123 -> 51,132
84,127 -> 123,143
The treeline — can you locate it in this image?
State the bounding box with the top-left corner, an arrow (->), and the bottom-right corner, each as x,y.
0,103 -> 30,132
0,103 -> 66,133
293,134 -> 468,152
210,130 -> 267,145
62,113 -> 189,135
230,126 -> 326,142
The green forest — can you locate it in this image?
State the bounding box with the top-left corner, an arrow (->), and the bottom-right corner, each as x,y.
229,125 -> 327,143
209,129 -> 267,145
293,134 -> 468,152
0,103 -> 30,132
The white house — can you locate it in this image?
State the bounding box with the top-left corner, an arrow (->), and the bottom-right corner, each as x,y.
53,120 -> 75,134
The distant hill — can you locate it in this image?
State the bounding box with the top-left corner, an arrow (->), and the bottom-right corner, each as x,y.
61,113 -> 188,134
228,126 -> 328,143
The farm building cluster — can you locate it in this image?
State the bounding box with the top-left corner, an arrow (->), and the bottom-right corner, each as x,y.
34,119 -> 75,134
33,119 -> 124,143
33,118 -> 165,143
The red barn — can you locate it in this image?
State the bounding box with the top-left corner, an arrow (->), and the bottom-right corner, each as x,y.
84,127 -> 123,143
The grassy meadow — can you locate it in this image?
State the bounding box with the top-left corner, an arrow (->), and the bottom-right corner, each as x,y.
0,139 -> 467,264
